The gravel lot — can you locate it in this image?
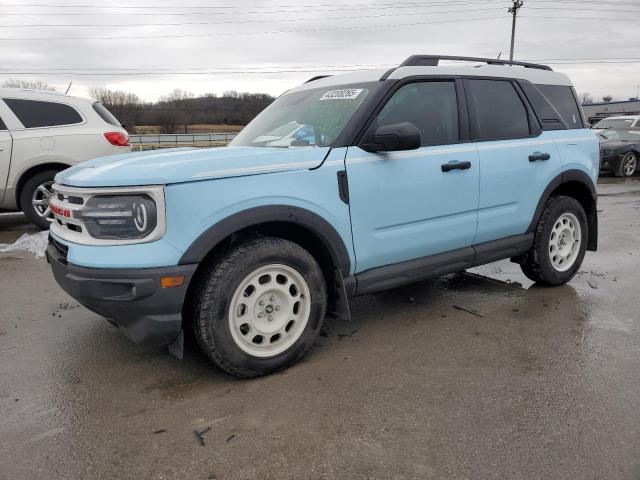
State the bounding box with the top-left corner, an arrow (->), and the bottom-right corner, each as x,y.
1,176 -> 639,480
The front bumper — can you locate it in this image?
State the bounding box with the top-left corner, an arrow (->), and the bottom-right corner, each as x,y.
46,237 -> 197,346
600,153 -> 621,171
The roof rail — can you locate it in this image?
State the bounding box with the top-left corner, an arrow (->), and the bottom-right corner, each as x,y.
304,75 -> 332,83
399,55 -> 552,71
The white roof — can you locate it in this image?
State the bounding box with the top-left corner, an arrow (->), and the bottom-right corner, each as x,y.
0,87 -> 93,107
289,63 -> 572,94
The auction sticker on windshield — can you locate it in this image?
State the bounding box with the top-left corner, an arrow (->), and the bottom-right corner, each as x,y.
319,89 -> 364,100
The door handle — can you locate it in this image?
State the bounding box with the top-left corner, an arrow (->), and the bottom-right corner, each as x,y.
441,161 -> 471,172
529,152 -> 551,162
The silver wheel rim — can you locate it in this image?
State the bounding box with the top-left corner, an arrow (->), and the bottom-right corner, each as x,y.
229,264 -> 311,358
549,212 -> 581,272
31,180 -> 54,220
622,153 -> 637,177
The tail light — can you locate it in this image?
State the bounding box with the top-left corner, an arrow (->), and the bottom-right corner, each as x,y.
104,131 -> 129,147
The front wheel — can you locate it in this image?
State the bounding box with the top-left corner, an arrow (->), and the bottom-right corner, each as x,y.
520,195 -> 588,286
616,152 -> 637,178
19,170 -> 58,230
192,237 -> 327,378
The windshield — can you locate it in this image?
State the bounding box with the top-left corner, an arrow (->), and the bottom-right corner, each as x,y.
230,83 -> 376,148
594,118 -> 635,129
598,129 -> 640,142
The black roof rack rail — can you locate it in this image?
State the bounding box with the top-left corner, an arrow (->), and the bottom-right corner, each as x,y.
305,75 -> 332,83
399,55 -> 552,71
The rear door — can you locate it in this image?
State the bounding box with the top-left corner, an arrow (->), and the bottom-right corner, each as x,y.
345,79 -> 480,273
464,79 -> 562,244
0,113 -> 12,203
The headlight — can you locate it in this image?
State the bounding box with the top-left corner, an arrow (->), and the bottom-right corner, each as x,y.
76,195 -> 158,239
49,185 -> 166,245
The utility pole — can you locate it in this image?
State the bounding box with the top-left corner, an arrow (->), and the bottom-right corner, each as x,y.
508,0 -> 524,61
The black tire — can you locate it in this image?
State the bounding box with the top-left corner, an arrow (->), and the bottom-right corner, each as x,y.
19,169 -> 58,230
191,237 -> 327,378
615,152 -> 637,178
520,195 -> 588,286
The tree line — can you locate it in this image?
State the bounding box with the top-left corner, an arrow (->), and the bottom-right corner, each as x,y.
89,87 -> 274,133
1,79 -> 274,133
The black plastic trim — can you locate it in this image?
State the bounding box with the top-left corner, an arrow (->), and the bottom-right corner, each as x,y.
47,241 -> 197,346
354,233 -> 535,295
472,234 -> 533,266
526,169 -> 598,251
178,205 -> 352,275
337,170 -> 349,204
355,247 -> 475,295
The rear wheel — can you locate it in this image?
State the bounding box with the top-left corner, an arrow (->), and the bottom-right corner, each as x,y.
192,237 -> 327,378
615,152 -> 637,177
520,195 -> 588,286
19,170 -> 58,230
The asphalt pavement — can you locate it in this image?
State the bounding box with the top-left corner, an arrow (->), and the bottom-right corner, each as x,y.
1,176 -> 639,480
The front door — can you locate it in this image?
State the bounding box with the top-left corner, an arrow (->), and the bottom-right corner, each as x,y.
345,80 -> 480,273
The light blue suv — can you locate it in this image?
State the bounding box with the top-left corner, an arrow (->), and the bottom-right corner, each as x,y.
47,56 -> 599,378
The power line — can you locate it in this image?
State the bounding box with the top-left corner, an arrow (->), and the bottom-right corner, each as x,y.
0,15 -> 510,40
2,11 -> 639,41
0,1 -> 509,16
1,60 -> 638,77
0,1 -> 499,8
3,5 -> 640,27
0,7 -> 506,28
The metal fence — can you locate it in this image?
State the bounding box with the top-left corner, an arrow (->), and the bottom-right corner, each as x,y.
129,133 -> 238,150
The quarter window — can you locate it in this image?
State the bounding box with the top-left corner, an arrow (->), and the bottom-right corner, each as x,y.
466,79 -> 530,141
0,114 -> 6,130
4,99 -> 83,128
536,84 -> 583,129
376,81 -> 459,146
92,102 -> 121,127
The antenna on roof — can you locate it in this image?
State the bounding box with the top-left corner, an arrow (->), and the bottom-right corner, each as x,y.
497,52 -> 502,60
64,81 -> 72,95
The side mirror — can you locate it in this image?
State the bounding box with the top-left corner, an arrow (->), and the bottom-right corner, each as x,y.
361,122 -> 421,153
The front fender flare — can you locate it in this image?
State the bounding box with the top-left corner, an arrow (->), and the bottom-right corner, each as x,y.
178,205 -> 352,275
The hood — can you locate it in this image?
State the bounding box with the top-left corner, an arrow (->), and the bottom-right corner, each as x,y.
56,146 -> 330,187
599,139 -> 636,150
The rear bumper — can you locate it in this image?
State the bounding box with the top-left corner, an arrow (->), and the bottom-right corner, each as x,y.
46,237 -> 197,346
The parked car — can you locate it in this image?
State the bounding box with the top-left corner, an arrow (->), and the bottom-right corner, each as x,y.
591,115 -> 640,133
0,88 -> 130,228
598,129 -> 640,177
46,55 -> 599,378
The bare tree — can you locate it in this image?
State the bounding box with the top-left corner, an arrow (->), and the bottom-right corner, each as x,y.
88,87 -> 142,131
578,91 -> 594,104
159,89 -> 195,133
2,79 -> 55,90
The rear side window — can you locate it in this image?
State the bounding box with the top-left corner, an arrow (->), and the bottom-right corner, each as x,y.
92,102 -> 121,127
0,114 -> 6,130
536,85 -> 583,129
465,79 -> 530,141
4,99 -> 83,128
376,81 -> 459,146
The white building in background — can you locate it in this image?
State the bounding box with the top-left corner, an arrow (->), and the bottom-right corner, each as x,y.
582,99 -> 640,125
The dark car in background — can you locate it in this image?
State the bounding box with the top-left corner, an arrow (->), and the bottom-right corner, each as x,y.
598,129 -> 640,177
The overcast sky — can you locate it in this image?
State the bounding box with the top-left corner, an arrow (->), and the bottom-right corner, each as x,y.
0,0 -> 638,102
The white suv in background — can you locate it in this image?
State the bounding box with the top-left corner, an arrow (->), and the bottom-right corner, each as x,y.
0,88 -> 130,228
